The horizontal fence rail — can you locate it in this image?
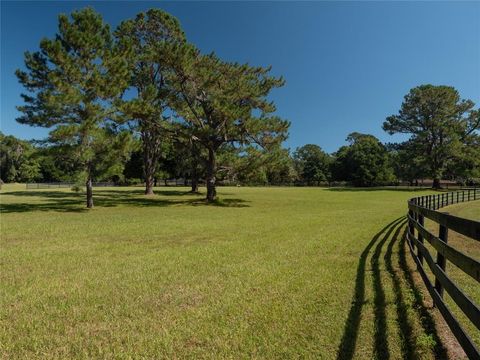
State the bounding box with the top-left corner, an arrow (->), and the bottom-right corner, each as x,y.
407,188 -> 480,359
26,182 -> 116,189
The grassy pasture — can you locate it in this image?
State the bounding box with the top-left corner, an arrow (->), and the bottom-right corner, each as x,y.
0,184 -> 477,359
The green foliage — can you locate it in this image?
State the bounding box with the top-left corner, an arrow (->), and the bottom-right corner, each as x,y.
0,132 -> 41,182
331,133 -> 395,186
384,85 -> 480,186
115,9 -> 187,194
16,8 -> 133,206
293,144 -> 331,185
386,141 -> 425,185
169,48 -> 289,199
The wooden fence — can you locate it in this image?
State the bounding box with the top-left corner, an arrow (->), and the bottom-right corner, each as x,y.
407,189 -> 480,359
26,182 -> 116,189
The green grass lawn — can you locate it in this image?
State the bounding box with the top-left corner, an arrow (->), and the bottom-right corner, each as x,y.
0,184 -> 476,359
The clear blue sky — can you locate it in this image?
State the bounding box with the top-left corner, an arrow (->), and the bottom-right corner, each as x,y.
1,1 -> 479,153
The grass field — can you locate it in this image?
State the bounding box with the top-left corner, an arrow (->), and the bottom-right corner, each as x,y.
0,184 -> 478,359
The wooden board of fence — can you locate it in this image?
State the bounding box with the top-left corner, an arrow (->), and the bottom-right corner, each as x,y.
407,188 -> 480,359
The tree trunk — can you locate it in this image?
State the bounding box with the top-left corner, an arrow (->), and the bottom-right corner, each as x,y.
433,178 -> 441,189
86,177 -> 94,209
145,171 -> 154,195
190,141 -> 199,193
142,126 -> 161,196
144,148 -> 155,195
191,177 -> 198,193
206,148 -> 217,202
191,159 -> 199,193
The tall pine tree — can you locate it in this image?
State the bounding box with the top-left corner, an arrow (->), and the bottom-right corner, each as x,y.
115,9 -> 186,195
16,8 -> 131,208
383,85 -> 479,188
170,49 -> 289,201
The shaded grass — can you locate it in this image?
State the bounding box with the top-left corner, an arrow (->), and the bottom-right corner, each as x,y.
398,227 -> 449,360
0,188 -> 247,213
336,217 -> 404,360
0,184 -> 449,358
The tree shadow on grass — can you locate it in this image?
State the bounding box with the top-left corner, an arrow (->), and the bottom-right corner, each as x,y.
97,189 -> 200,197
336,216 -> 447,360
0,189 -> 249,213
185,198 -> 249,208
0,198 -> 88,213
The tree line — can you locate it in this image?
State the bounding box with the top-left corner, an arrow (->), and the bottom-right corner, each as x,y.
4,8 -> 480,207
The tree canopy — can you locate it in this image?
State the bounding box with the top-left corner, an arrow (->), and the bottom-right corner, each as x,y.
115,9 -> 186,195
169,49 -> 289,201
16,7 -> 134,207
331,133 -> 395,187
383,84 -> 480,188
293,144 -> 331,185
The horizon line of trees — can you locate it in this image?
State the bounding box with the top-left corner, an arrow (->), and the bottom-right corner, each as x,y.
3,8 -> 479,207
3,120 -> 479,189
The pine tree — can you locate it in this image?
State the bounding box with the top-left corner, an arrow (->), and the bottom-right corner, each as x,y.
115,9 -> 186,195
383,85 -> 479,189
16,8 -> 131,208
170,49 -> 289,201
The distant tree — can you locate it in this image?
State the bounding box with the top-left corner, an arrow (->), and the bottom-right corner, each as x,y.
383,85 -> 479,188
170,49 -> 289,201
16,8 -> 132,208
35,145 -> 74,182
331,133 -> 395,187
293,144 -> 331,185
386,141 -> 426,185
265,147 -> 296,185
115,9 -> 186,195
168,133 -> 206,192
0,133 -> 40,183
123,148 -> 144,183
444,134 -> 480,184
221,145 -> 295,186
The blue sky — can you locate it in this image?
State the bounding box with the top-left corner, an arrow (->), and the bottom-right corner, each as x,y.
1,1 -> 479,153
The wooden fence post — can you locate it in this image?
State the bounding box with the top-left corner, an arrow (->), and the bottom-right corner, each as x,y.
434,222 -> 449,299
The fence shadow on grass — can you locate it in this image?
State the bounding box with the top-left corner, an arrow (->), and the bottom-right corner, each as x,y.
397,228 -> 448,360
336,217 -> 447,360
0,189 -> 249,213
